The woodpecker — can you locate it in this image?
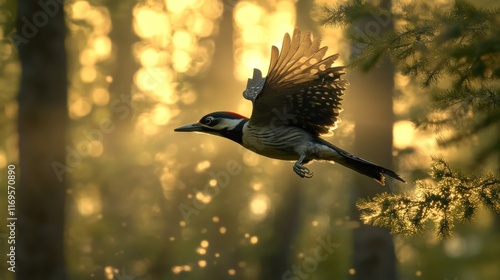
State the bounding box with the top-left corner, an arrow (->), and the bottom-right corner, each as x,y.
175,29 -> 405,185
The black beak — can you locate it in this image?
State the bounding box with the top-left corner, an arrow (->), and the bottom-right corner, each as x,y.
174,123 -> 204,132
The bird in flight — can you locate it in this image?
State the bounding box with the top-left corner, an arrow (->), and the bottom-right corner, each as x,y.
175,28 -> 405,185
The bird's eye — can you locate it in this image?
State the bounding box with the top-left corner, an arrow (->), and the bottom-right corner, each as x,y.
204,117 -> 214,125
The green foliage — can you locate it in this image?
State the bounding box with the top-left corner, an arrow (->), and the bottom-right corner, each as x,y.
358,158 -> 500,238
322,0 -> 500,158
322,0 -> 500,237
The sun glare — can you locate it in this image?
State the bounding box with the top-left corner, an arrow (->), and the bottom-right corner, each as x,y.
69,97 -> 92,119
91,87 -> 110,106
93,36 -> 112,59
71,1 -> 91,20
139,47 -> 160,67
249,194 -> 270,220
134,8 -> 170,39
76,185 -> 102,216
233,0 -> 296,81
393,120 -> 416,149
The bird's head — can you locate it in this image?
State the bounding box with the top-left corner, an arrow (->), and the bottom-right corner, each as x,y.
174,111 -> 249,143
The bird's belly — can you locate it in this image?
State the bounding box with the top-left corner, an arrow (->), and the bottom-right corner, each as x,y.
242,124 -> 312,161
248,145 -> 299,161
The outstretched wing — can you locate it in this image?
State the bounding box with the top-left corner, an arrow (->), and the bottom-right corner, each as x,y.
243,28 -> 347,136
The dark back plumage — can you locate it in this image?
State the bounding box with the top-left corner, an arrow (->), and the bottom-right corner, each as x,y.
243,28 -> 348,136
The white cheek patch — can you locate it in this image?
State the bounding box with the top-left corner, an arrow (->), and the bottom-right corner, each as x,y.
213,119 -> 242,130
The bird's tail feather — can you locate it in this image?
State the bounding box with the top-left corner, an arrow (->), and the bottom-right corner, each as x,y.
318,140 -> 406,185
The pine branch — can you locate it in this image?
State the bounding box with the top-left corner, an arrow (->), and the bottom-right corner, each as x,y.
357,158 -> 500,238
413,86 -> 500,148
321,0 -> 500,238
321,0 -> 500,162
322,0 -> 500,84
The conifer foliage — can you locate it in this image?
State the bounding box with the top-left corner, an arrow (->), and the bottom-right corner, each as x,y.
358,158 -> 500,237
322,0 -> 500,237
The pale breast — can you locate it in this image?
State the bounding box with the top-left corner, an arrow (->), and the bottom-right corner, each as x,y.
242,123 -> 312,161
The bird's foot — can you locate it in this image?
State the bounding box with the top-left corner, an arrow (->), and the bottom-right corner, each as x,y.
293,162 -> 314,178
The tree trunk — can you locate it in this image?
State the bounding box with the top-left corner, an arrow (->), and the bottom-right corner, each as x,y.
348,0 -> 398,279
296,0 -> 318,36
259,182 -> 301,280
16,0 -> 68,279
94,0 -> 142,275
348,58 -> 398,280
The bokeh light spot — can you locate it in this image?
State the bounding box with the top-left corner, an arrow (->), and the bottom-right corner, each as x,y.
72,1 -> 91,20
394,120 -> 416,149
196,160 -> 211,172
92,87 -> 110,106
173,30 -> 195,50
80,66 -> 97,83
249,194 -> 269,219
250,236 -> 259,244
70,98 -> 92,119
93,36 -> 111,59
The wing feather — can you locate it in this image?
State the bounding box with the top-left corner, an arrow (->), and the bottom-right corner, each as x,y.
242,28 -> 348,136
268,32 -> 292,81
269,29 -> 305,82
267,46 -> 280,76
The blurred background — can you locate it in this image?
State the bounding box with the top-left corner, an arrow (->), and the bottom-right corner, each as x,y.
0,0 -> 499,279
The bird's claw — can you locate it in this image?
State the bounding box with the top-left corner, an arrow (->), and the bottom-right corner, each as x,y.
293,163 -> 314,178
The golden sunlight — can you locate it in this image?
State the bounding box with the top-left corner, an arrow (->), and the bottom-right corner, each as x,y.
87,140 -> 104,157
91,87 -> 110,106
249,194 -> 270,219
92,36 -> 112,59
195,160 -> 211,172
77,190 -> 102,216
165,0 -> 198,14
250,236 -> 259,244
234,2 -> 264,27
0,152 -> 6,169
134,8 -> 170,39
134,68 -> 171,92
233,0 -> 296,81
151,104 -> 172,125
71,1 -> 91,20
139,47 -> 160,67
136,112 -> 159,136
393,120 -> 416,149
88,8 -> 111,35
173,30 -> 195,50
173,50 -> 191,73
160,170 -> 176,192
104,266 -> 115,280
189,13 -> 215,37
251,182 -> 263,191
79,49 -> 96,66
80,65 -> 97,83
69,97 -> 92,119
195,191 -> 212,204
